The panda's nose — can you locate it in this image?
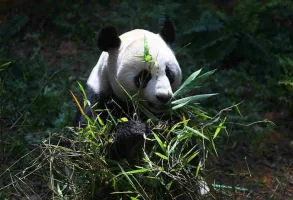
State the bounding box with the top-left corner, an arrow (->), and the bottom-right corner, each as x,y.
156,94 -> 172,104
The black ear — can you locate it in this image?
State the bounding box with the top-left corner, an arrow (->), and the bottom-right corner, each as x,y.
160,20 -> 176,44
97,26 -> 121,52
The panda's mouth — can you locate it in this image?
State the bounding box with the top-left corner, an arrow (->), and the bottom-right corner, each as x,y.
147,102 -> 168,113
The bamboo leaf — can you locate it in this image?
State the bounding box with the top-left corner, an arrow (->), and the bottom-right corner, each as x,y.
171,100 -> 191,110
167,137 -> 179,154
187,151 -> 200,163
194,69 -> 217,85
213,117 -> 226,139
117,165 -> 137,191
186,126 -> 209,140
173,69 -> 202,97
153,133 -> 167,154
155,152 -> 168,160
96,115 -> 104,126
119,168 -> 148,175
172,93 -> 218,105
70,90 -> 85,116
70,90 -> 93,125
182,145 -> 197,159
211,138 -> 218,156
77,82 -> 88,107
196,160 -> 202,177
174,69 -> 217,98
0,62 -> 11,71
234,103 -> 243,116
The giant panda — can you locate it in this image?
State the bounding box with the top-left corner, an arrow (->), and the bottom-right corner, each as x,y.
76,22 -> 211,198
76,20 -> 182,161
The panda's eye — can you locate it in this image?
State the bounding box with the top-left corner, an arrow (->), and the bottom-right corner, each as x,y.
165,66 -> 175,84
134,69 -> 152,88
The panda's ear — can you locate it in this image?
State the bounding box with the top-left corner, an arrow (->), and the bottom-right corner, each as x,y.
97,26 -> 121,52
159,20 -> 176,44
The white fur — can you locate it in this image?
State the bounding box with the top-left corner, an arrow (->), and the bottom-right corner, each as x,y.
87,29 -> 182,113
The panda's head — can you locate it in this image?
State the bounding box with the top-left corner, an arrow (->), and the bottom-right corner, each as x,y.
97,21 -> 182,113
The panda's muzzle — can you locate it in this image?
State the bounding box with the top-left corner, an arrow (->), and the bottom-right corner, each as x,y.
147,94 -> 172,113
147,102 -> 168,113
156,94 -> 172,104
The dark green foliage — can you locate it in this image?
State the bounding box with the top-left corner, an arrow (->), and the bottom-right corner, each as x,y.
179,0 -> 293,78
0,14 -> 29,45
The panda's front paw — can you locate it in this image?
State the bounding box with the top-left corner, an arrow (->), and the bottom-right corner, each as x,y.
109,120 -> 151,161
115,120 -> 151,140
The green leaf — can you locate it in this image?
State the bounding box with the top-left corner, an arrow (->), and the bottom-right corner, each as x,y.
96,115 -> 104,126
212,184 -> 248,191
119,168 -> 149,175
172,93 -> 218,105
77,82 -> 88,107
193,109 -> 212,119
144,36 -> 149,56
173,69 -> 216,98
57,183 -> 63,196
130,195 -> 140,200
187,151 -> 200,163
167,138 -> 179,154
182,145 -> 198,159
111,191 -> 138,194
195,160 -> 202,177
119,117 -> 128,122
167,181 -> 173,190
0,62 -> 11,72
234,103 -> 243,116
210,134 -> 218,156
153,133 -> 167,154
155,152 -> 168,160
166,121 -> 185,138
195,69 -> 217,84
117,165 -> 137,191
145,55 -> 152,62
173,69 -> 202,97
136,55 -> 144,59
186,126 -> 209,140
171,100 -> 191,110
213,117 -> 226,139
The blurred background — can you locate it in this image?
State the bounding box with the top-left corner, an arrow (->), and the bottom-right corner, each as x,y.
0,0 -> 292,199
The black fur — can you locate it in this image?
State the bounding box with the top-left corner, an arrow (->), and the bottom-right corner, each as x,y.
109,121 -> 151,161
97,26 -> 121,52
74,87 -> 108,126
165,66 -> 175,84
160,20 -> 176,44
134,69 -> 152,88
75,86 -> 150,161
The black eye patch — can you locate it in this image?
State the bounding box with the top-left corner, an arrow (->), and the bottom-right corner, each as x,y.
134,69 -> 152,88
165,66 -> 175,84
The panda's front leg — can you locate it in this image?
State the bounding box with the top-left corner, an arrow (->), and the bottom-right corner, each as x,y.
109,120 -> 151,163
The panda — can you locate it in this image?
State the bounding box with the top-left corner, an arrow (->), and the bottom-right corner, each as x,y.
76,20 -> 182,161
75,21 -> 211,198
